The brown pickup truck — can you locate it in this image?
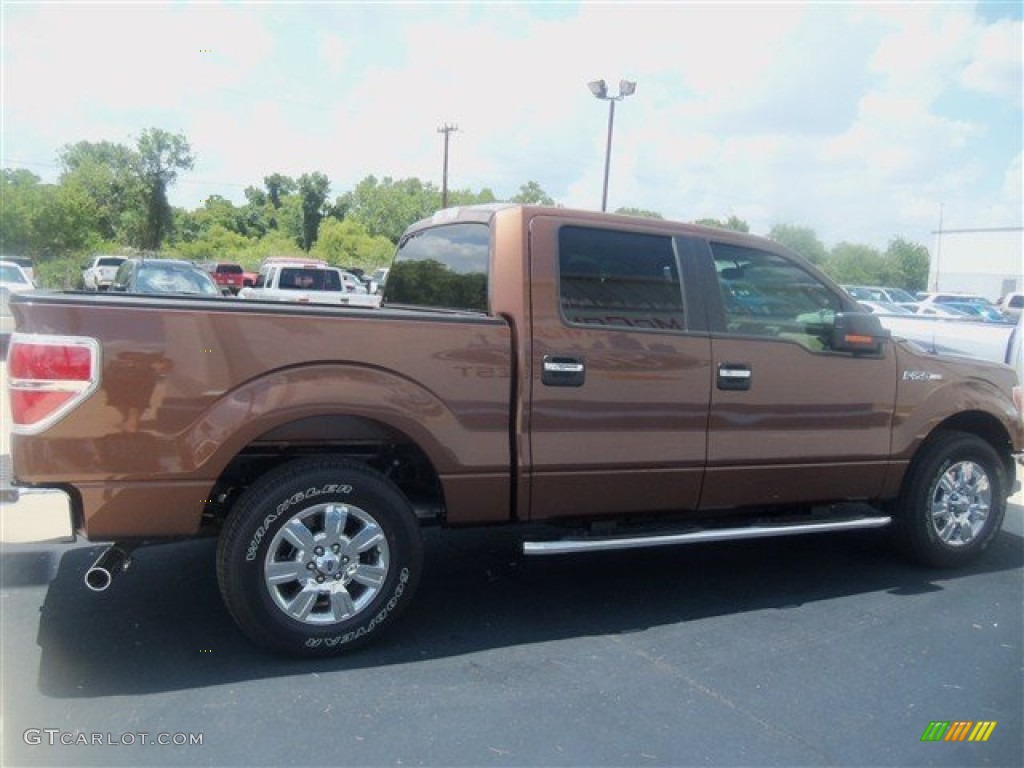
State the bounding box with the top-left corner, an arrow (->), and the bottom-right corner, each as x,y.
7,205 -> 1022,656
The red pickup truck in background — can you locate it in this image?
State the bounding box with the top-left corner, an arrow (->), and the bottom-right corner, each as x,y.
7,205 -> 1022,656
202,262 -> 258,295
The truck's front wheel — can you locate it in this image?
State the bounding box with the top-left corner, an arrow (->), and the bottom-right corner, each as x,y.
217,458 -> 422,656
894,431 -> 1007,568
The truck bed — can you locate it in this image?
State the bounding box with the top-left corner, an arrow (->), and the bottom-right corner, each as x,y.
10,291 -> 513,537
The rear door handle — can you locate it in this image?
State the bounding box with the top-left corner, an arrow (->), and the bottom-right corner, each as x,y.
717,363 -> 752,391
542,355 -> 585,387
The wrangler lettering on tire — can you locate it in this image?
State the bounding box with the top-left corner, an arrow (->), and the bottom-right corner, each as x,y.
217,458 -> 423,656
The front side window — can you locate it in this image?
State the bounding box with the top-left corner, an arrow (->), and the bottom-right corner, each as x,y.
558,226 -> 685,332
385,223 -> 489,312
712,242 -> 841,349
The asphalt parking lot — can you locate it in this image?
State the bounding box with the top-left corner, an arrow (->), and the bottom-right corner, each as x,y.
1,361 -> 1022,766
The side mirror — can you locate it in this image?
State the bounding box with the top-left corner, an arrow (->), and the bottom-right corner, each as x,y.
832,312 -> 890,355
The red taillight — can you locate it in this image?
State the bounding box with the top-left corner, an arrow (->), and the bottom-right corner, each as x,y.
9,342 -> 92,381
8,334 -> 100,433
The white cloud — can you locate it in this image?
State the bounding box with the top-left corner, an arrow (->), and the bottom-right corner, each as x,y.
3,1 -> 1020,249
961,19 -> 1024,104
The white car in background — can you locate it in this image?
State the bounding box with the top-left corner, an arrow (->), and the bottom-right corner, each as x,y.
1,256 -> 35,284
1,259 -> 36,356
239,260 -> 381,307
82,255 -> 127,291
1011,316 -> 1023,409
997,292 -> 1023,321
0,260 -> 34,294
914,291 -> 997,314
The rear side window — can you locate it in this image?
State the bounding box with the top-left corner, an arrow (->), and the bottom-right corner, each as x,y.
385,223 -> 490,312
558,226 -> 685,332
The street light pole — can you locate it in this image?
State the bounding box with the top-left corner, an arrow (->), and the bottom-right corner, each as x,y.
588,79 -> 636,212
600,99 -> 616,214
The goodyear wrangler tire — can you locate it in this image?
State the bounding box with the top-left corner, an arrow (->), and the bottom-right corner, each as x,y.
893,431 -> 1007,568
217,458 -> 422,656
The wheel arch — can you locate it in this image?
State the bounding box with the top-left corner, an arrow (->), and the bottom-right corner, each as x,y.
190,363 -> 511,531
918,412 -> 1016,483
205,411 -> 447,529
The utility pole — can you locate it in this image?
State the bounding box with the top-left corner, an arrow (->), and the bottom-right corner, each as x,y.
933,202 -> 944,292
437,124 -> 459,209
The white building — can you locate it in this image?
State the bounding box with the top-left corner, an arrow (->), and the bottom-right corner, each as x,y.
930,227 -> 1023,301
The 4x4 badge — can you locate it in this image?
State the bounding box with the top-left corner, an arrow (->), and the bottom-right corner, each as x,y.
903,371 -> 944,382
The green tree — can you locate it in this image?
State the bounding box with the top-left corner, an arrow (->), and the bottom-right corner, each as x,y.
171,223 -> 252,262
768,223 -> 828,266
188,194 -> 250,237
447,186 -> 498,207
511,181 -> 555,206
311,218 -> 395,270
252,229 -> 304,263
339,176 -> 442,243
616,207 -> 664,219
885,237 -> 930,292
31,182 -> 101,257
0,169 -> 100,258
694,215 -> 750,232
58,140 -> 142,243
135,128 -> 194,250
824,242 -> 887,285
264,173 -> 296,210
275,195 -> 305,248
1,169 -> 44,254
242,185 -> 271,238
297,172 -> 331,251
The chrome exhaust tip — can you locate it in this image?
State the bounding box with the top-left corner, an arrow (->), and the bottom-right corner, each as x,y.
84,545 -> 133,592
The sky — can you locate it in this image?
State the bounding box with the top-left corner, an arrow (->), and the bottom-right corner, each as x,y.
2,1 -> 1022,251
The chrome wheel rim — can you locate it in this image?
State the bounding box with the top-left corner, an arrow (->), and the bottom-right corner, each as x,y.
930,461 -> 991,548
263,503 -> 390,625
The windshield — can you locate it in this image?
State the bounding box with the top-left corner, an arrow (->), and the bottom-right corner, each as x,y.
137,265 -> 219,295
0,265 -> 31,285
883,288 -> 915,303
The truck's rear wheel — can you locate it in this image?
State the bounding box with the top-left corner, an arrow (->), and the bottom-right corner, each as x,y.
217,458 -> 422,656
893,431 -> 1006,568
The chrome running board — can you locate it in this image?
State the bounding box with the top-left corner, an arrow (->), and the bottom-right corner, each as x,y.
523,515 -> 892,556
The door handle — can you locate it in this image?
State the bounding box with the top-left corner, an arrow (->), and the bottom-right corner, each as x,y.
542,355 -> 586,387
717,363 -> 752,391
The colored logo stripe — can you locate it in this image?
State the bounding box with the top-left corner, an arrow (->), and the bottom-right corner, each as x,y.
920,721 -> 996,742
944,722 -> 973,741
969,722 -> 997,742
